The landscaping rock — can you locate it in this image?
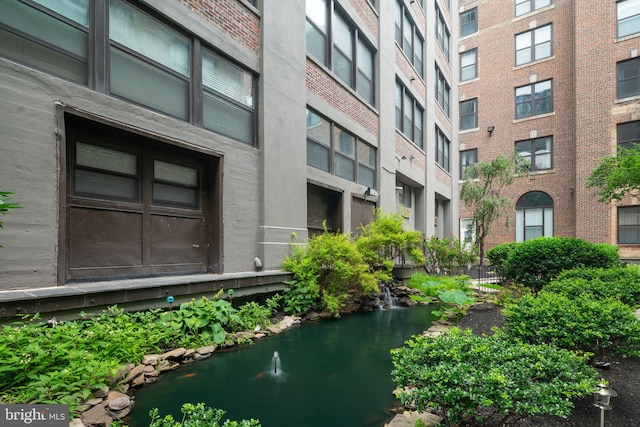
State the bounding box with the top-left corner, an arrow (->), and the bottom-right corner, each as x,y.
162,347 -> 187,360
236,331 -> 255,340
123,364 -> 148,383
83,398 -> 103,407
92,387 -> 109,399
69,418 -> 86,427
142,354 -> 162,365
158,360 -> 180,372
384,410 -> 441,427
81,404 -> 111,427
107,396 -> 130,411
197,345 -> 215,355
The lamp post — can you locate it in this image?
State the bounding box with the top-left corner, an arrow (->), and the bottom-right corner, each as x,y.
593,383 -> 617,427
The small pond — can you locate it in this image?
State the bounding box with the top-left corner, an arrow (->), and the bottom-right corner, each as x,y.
128,305 -> 435,427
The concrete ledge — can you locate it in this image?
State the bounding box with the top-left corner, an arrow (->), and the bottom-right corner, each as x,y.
0,270 -> 291,320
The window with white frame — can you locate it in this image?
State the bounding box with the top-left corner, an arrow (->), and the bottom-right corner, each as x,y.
515,80 -> 552,119
617,57 -> 640,99
516,191 -> 553,241
435,65 -> 450,117
460,8 -> 477,37
396,81 -> 424,148
515,0 -> 551,17
460,49 -> 477,81
515,24 -> 552,66
306,0 -> 376,105
460,98 -> 478,130
617,0 -> 640,38
460,218 -> 475,247
515,136 -> 552,171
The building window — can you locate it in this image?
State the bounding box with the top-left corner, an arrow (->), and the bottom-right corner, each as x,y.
515,136 -> 552,171
0,0 -> 90,84
515,24 -> 552,66
396,81 -> 424,148
618,121 -> 640,150
435,5 -> 450,61
109,0 -> 191,121
460,218 -> 475,246
619,206 -> 640,244
435,127 -> 450,172
460,98 -> 478,130
460,49 -> 477,81
460,8 -> 477,37
395,1 -> 424,78
202,49 -> 255,145
617,57 -> 640,99
306,108 -> 377,187
617,0 -> 640,38
1,0 -> 257,146
306,0 -> 376,105
397,182 -> 412,208
435,66 -> 451,117
515,80 -> 552,119
460,149 -> 477,178
515,0 -> 551,16
516,191 -> 553,242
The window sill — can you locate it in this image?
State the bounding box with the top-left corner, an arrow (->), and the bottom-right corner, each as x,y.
459,77 -> 478,86
513,55 -> 555,71
615,94 -> 640,104
459,127 -> 479,134
512,4 -> 555,22
513,111 -> 555,123
615,32 -> 640,43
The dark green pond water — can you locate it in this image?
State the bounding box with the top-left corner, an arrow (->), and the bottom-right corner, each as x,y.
128,306 -> 435,427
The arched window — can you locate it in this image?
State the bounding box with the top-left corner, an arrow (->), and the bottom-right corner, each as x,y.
516,191 -> 553,241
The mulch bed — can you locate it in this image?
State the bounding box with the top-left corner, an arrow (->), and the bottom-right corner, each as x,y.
456,302 -> 640,427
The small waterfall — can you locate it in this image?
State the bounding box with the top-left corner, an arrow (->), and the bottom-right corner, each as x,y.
374,284 -> 398,309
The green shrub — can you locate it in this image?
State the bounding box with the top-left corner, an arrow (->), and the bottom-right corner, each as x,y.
545,266 -> 640,307
503,290 -> 640,357
486,242 -> 518,276
500,238 -> 620,291
233,301 -> 273,332
356,210 -> 425,282
149,402 -> 261,427
283,231 -> 377,317
391,328 -> 598,427
424,236 -> 478,274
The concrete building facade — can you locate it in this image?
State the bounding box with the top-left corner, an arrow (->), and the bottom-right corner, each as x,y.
0,0 -> 457,318
457,0 -> 640,260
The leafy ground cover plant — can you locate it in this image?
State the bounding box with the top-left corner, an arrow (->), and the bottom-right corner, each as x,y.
148,402 -> 261,427
0,308 -> 173,411
157,292 -> 243,345
391,328 -> 599,427
0,191 -> 20,246
502,290 -> 640,358
498,237 -> 621,291
545,265 -> 640,307
406,274 -> 476,319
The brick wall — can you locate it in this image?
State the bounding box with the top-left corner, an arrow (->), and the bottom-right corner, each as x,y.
179,0 -> 260,54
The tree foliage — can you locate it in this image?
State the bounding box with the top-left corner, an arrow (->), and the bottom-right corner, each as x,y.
459,152 -> 529,263
586,145 -> 640,203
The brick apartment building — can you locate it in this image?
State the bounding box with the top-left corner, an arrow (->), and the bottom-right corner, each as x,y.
457,0 -> 640,261
0,0 -> 457,317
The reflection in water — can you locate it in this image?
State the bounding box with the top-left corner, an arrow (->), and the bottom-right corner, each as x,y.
128,306 -> 435,427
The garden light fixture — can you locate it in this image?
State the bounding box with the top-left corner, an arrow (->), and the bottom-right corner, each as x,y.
593,383 -> 617,427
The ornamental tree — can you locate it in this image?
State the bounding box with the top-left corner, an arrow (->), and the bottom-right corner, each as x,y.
586,144 -> 640,203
